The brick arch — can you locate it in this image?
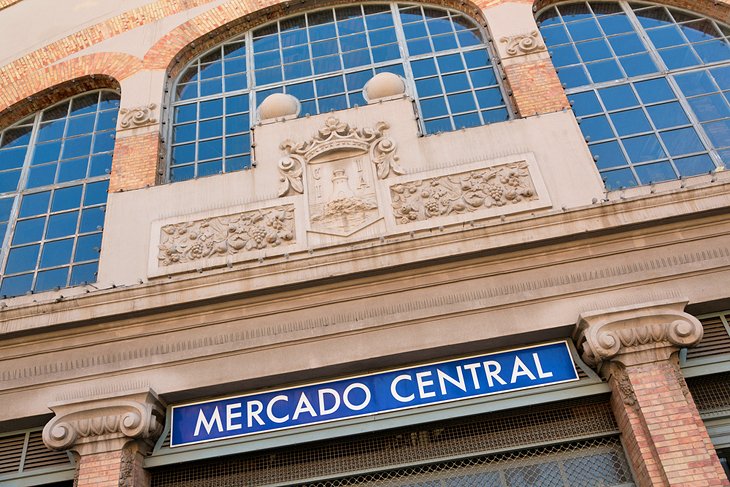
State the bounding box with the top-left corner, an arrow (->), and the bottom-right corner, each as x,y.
143,0 -> 490,78
533,0 -> 730,23
0,52 -> 142,127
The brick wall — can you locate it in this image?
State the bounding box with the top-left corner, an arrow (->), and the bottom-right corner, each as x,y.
76,451 -> 125,487
110,132 -> 161,192
504,59 -> 570,117
610,361 -> 729,486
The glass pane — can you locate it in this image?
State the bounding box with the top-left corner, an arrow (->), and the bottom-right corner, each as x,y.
623,134 -> 666,162
610,109 -> 652,136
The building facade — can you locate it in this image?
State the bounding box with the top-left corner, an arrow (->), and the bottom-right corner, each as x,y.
1,0 -> 730,485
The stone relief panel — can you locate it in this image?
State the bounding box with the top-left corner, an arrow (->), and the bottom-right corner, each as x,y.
391,161 -> 539,225
157,205 -> 295,267
279,116 -> 404,237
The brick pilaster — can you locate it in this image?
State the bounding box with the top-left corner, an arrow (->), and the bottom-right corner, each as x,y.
503,59 -> 569,117
77,445 -> 151,487
43,389 -> 164,487
575,300 -> 729,487
110,132 -> 160,192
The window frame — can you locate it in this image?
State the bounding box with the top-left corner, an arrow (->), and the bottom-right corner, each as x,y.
537,0 -> 730,189
0,89 -> 119,297
164,1 -> 512,183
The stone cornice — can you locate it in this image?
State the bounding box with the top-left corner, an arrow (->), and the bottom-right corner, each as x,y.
42,389 -> 165,456
0,176 -> 729,338
575,299 -> 703,371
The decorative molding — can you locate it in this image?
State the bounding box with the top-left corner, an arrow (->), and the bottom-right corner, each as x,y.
277,116 -> 404,198
610,365 -> 637,408
390,161 -> 537,224
500,31 -> 546,57
118,103 -> 158,129
575,299 -> 703,370
43,389 -> 165,456
157,205 -> 295,266
3,249 -> 728,385
120,447 -> 135,487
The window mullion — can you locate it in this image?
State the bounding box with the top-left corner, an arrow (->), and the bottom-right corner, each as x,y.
391,2 -> 423,132
0,109 -> 43,292
666,74 -> 724,170
622,0 -> 668,74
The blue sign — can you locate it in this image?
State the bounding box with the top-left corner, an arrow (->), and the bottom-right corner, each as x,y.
171,341 -> 578,447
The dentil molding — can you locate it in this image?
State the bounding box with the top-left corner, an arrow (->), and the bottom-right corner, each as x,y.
574,299 -> 703,371
42,389 -> 165,456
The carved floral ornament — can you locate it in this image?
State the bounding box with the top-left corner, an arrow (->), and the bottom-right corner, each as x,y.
42,390 -> 165,455
500,31 -> 546,57
277,116 -> 404,197
158,205 -> 295,266
574,300 -> 703,370
119,103 -> 158,129
391,161 -> 537,224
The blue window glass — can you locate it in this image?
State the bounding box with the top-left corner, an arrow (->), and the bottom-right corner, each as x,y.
169,4 -> 509,182
0,91 -> 116,297
539,2 -> 729,188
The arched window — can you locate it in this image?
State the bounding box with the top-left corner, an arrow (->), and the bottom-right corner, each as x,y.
538,2 -> 730,190
168,3 -> 510,182
0,91 -> 119,298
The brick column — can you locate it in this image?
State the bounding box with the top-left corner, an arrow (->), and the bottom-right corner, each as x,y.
480,1 -> 569,117
42,389 -> 165,487
575,300 -> 729,487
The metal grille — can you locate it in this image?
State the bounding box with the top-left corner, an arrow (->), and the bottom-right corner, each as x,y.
152,396 -> 624,487
0,432 -> 24,474
688,372 -> 730,416
300,437 -> 632,487
0,428 -> 72,477
687,313 -> 730,360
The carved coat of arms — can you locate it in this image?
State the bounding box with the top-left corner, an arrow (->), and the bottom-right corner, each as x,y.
278,117 -> 404,237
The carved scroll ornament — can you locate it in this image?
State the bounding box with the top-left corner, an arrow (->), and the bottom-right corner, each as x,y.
575,301 -> 703,370
500,31 -> 546,56
42,390 -> 165,455
391,161 -> 536,224
278,117 -> 404,197
158,205 -> 295,266
119,103 -> 158,129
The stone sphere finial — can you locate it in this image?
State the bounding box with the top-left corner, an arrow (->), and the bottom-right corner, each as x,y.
363,72 -> 406,103
258,93 -> 300,121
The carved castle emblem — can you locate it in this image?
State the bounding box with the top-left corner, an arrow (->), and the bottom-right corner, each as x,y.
278,117 -> 404,236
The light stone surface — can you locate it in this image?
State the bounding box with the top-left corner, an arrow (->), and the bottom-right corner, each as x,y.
99,98 -> 603,284
1,4 -> 730,477
483,3 -> 550,65
0,0 -> 158,64
258,93 -> 300,120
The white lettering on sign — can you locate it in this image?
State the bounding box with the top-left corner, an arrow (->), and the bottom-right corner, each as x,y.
179,342 -> 576,445
391,374 -> 415,403
318,388 -> 341,415
194,407 -> 223,436
343,383 -> 371,411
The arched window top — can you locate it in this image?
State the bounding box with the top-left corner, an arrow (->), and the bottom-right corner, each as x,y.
537,1 -> 730,190
0,90 -> 119,298
168,3 -> 510,183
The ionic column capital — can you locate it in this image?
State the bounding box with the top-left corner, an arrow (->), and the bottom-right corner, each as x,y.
574,299 -> 702,372
42,389 -> 165,456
